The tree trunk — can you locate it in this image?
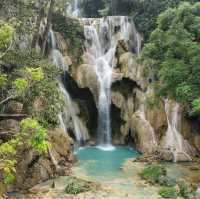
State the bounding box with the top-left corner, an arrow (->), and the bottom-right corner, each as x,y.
41,0 -> 55,56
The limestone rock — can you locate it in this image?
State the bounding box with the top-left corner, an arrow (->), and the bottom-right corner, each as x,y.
48,128 -> 73,157
116,52 -> 148,90
64,55 -> 72,66
5,101 -> 24,114
131,111 -> 157,154
11,129 -> 74,191
0,119 -> 20,140
111,91 -> 135,140
55,32 -> 68,55
81,52 -> 93,65
76,64 -> 99,103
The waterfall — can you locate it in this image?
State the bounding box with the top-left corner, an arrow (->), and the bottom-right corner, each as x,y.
197,186 -> 200,199
49,29 -> 88,145
138,90 -> 157,147
67,0 -> 80,18
164,99 -> 190,162
82,17 -> 136,149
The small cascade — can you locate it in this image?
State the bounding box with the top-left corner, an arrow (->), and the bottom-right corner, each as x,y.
164,99 -> 191,162
197,186 -> 200,199
49,29 -> 88,145
138,90 -> 157,147
67,0 -> 80,18
82,16 -> 139,149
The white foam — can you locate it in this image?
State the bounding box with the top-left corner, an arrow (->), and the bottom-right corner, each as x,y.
96,145 -> 116,151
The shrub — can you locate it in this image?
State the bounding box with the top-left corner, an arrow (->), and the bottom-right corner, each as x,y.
0,118 -> 48,184
140,165 -> 166,184
159,187 -> 178,198
65,177 -> 91,195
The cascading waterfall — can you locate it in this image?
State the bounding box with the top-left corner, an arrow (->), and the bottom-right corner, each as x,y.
164,99 -> 190,162
67,0 -> 80,18
137,90 -> 157,147
82,17 -> 137,149
49,29 -> 87,144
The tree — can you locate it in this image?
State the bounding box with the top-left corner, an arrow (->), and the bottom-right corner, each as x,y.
0,118 -> 48,185
141,2 -> 200,117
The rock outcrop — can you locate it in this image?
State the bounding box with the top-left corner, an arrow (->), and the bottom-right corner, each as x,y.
10,128 -> 74,191
76,64 -> 99,104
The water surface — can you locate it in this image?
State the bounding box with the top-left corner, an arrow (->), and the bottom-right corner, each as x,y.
74,146 -> 138,181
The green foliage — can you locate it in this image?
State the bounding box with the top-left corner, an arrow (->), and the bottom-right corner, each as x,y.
80,0 -> 197,40
140,165 -> 167,184
1,50 -> 62,127
192,98 -> 200,115
52,13 -> 84,65
159,187 -> 178,198
0,118 -> 48,185
79,0 -> 105,17
141,2 -> 200,117
25,67 -> 44,82
0,160 -> 16,184
65,177 -> 91,195
0,74 -> 7,88
0,21 -> 14,52
20,118 -> 48,153
146,94 -> 161,109
13,78 -> 28,93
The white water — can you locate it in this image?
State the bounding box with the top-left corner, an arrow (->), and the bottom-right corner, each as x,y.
197,186 -> 200,199
164,99 -> 190,162
49,29 -> 87,144
82,17 -> 137,149
66,0 -> 80,18
138,90 -> 157,147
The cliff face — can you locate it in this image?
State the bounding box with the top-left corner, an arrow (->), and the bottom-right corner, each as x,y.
52,15 -> 200,162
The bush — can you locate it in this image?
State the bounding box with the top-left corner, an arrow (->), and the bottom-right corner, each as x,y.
0,118 -> 48,184
140,165 -> 166,184
159,187 -> 178,198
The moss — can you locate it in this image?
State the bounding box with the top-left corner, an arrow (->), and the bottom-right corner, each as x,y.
159,187 -> 178,198
52,13 -> 85,65
140,165 -> 167,184
65,177 -> 93,195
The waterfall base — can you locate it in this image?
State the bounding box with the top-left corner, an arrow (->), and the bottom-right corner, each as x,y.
96,144 -> 116,151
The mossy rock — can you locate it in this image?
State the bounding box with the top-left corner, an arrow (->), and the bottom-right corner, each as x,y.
52,13 -> 85,65
158,186 -> 178,198
65,177 -> 98,195
139,164 -> 167,184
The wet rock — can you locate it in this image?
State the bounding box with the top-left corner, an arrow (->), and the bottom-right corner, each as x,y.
131,111 -> 157,154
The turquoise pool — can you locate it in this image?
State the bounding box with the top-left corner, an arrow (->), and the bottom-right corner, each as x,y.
74,146 -> 139,181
